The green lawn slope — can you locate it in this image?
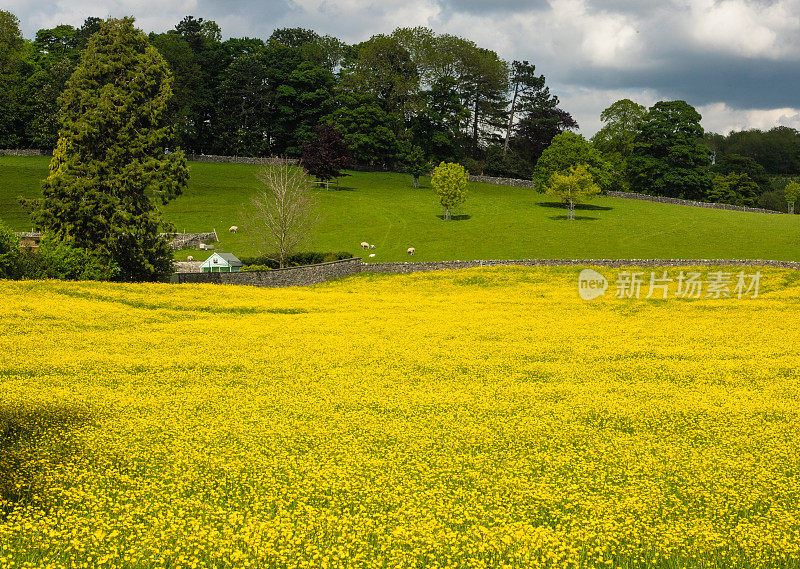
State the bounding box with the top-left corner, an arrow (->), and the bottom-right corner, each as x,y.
2,155 -> 799,262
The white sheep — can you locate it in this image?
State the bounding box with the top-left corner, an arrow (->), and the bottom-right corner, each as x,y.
361,241 -> 370,249
407,247 -> 415,255
199,243 -> 207,250
229,226 -> 238,233
187,255 -> 194,261
369,253 -> 376,258
370,244 -> 375,249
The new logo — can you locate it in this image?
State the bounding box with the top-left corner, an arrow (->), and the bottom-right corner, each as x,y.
578,269 -> 608,300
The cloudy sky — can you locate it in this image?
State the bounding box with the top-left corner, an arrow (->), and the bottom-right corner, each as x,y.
5,0 -> 800,136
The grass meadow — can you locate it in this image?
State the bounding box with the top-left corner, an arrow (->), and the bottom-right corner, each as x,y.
2,266 -> 800,568
2,155 -> 800,262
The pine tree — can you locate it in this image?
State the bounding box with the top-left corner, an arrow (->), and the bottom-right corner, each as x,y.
28,18 -> 188,281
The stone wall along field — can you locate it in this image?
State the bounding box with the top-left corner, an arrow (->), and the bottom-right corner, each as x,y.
171,257 -> 362,287
605,191 -> 784,214
362,258 -> 800,273
185,154 -> 299,165
0,149 -> 48,156
468,175 -> 536,188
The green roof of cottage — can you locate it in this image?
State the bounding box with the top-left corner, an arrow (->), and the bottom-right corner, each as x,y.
201,253 -> 243,267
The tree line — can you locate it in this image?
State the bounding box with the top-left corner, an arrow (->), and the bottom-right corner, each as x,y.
0,11 -> 576,178
533,98 -> 800,212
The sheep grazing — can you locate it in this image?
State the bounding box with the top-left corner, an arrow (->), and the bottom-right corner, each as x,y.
187,255 -> 194,261
370,244 -> 375,249
229,226 -> 238,233
369,253 -> 376,258
407,247 -> 415,255
361,241 -> 370,249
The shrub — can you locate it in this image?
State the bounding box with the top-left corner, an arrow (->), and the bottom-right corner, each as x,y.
0,224 -> 22,279
240,251 -> 353,269
758,190 -> 788,212
0,226 -> 117,281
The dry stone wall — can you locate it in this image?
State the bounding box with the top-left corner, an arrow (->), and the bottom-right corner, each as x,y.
606,191 -> 783,214
468,175 -> 536,188
185,154 -> 298,165
362,258 -> 800,273
0,149 -> 47,156
171,257 -> 362,287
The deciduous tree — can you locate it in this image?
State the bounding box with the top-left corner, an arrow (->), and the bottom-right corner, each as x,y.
785,181 -> 800,213
245,162 -> 318,268
301,124 -> 352,186
545,164 -> 600,221
431,162 -> 468,220
628,100 -> 712,200
532,132 -> 612,193
708,173 -> 759,207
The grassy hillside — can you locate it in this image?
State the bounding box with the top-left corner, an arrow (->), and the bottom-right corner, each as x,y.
2,155 -> 800,262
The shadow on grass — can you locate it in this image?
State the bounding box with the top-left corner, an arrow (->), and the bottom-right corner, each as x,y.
538,202 -> 613,211
435,214 -> 472,221
548,215 -> 600,221
315,185 -> 356,192
0,403 -> 93,518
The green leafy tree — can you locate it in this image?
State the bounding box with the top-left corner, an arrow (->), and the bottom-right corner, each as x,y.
532,132 -> 613,193
0,10 -> 29,147
592,99 -> 647,157
710,154 -> 771,195
327,92 -> 400,167
628,100 -> 712,200
708,173 -> 759,207
216,53 -> 271,155
273,62 -> 335,156
545,164 -> 601,221
343,34 -> 419,122
401,144 -> 429,188
409,76 -> 469,163
591,99 -> 647,191
26,18 -> 188,282
513,107 -> 578,167
431,162 -> 468,220
0,222 -> 22,279
785,181 -> 800,213
724,126 -> 800,175
169,16 -> 226,154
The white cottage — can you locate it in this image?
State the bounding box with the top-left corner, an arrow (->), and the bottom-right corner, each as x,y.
200,252 -> 243,273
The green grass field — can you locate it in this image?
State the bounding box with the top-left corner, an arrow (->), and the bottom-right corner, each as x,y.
2,155 -> 800,262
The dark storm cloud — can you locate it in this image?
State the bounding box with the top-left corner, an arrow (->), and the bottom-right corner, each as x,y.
566,55 -> 800,110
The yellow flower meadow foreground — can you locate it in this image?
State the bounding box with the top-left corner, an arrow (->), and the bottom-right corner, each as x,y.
2,265 -> 800,569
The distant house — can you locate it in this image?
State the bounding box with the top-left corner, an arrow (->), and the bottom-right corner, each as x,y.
16,232 -> 42,252
200,252 -> 243,273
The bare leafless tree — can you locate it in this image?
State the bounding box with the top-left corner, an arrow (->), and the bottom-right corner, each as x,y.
244,161 -> 318,268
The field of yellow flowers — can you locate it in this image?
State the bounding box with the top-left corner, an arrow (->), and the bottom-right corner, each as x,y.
2,265 -> 800,568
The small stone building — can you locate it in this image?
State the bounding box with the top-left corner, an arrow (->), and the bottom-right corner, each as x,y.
200,252 -> 243,273
17,232 -> 42,252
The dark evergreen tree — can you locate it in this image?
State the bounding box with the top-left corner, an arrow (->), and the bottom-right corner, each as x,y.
26,18 -> 188,282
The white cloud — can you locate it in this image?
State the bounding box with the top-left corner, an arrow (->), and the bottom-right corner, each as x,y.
688,0 -> 800,59
698,102 -> 800,134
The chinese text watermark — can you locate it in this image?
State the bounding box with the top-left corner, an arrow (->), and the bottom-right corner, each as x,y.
578,269 -> 761,300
